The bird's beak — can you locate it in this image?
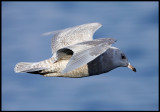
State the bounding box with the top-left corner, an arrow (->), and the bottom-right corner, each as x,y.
127,63 -> 136,72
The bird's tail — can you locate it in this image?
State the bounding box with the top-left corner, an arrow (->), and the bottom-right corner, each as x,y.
14,62 -> 47,73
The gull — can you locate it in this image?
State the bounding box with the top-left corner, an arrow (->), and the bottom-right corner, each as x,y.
14,22 -> 136,78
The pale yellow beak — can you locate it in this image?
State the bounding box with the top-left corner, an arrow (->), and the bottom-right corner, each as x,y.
127,63 -> 136,72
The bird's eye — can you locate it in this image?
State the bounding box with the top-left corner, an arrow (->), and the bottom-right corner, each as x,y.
121,54 -> 126,59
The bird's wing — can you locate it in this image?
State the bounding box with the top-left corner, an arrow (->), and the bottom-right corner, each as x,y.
59,38 -> 117,73
42,22 -> 102,54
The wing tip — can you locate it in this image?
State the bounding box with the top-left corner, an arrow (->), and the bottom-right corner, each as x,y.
107,38 -> 117,44
41,31 -> 55,36
112,38 -> 117,43
96,22 -> 102,26
42,22 -> 102,37
91,22 -> 102,27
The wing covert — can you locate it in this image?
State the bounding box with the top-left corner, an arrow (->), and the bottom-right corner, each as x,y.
61,38 -> 116,73
43,22 -> 102,54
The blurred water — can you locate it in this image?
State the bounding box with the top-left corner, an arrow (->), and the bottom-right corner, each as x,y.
2,1 -> 158,111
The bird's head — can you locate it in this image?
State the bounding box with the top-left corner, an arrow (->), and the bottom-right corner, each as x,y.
112,47 -> 136,72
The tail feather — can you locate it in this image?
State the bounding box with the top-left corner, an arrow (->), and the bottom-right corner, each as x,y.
14,62 -> 46,73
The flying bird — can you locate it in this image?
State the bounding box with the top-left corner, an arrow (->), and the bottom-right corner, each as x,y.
14,23 -> 136,78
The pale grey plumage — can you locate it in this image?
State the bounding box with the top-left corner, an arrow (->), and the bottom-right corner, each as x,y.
61,38 -> 116,73
14,22 -> 136,78
44,22 -> 102,54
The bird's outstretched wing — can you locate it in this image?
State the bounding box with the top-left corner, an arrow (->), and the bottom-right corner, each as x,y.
57,38 -> 117,73
43,22 -> 102,54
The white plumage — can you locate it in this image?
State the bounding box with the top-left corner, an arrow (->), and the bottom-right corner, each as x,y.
14,22 -> 136,78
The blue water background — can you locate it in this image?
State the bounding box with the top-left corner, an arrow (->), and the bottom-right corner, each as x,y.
2,1 -> 159,111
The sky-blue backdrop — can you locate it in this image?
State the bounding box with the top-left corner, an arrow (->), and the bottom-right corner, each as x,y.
2,1 -> 158,111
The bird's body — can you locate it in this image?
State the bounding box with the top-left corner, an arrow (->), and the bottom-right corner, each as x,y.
15,23 -> 136,78
18,47 -> 116,78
